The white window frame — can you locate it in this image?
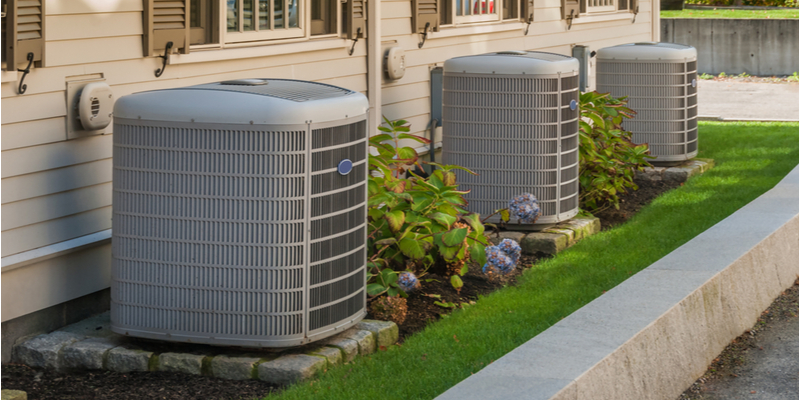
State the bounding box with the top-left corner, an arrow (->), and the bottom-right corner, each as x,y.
223,0 -> 307,43
581,0 -> 631,15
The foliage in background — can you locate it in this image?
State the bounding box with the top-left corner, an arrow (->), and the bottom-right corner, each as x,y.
366,118 -> 491,299
684,0 -> 797,7
661,8 -> 799,17
578,92 -> 653,211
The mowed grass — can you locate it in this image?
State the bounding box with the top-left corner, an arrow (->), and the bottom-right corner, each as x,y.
265,122 -> 799,400
661,8 -> 799,18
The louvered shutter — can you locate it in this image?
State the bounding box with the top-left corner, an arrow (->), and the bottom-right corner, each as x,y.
5,0 -> 45,69
143,0 -> 190,57
561,0 -> 579,20
521,0 -> 534,23
412,0 -> 439,33
345,0 -> 366,39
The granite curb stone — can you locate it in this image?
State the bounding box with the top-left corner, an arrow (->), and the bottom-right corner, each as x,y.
258,354 -> 326,385
356,320 -> 399,348
158,352 -> 205,375
12,331 -> 85,369
636,158 -> 714,183
211,355 -> 261,380
60,338 -> 118,370
106,347 -> 153,372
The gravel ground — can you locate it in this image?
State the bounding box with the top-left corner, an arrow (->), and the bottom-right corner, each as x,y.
678,279 -> 799,400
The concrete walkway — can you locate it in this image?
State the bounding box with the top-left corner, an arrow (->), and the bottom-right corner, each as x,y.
698,80 -> 799,121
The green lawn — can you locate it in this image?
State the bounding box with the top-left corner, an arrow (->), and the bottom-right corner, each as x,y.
265,121 -> 799,400
661,8 -> 799,18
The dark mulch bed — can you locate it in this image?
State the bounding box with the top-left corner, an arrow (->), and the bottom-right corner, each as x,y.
1,178 -> 676,400
0,365 -> 280,400
593,177 -> 683,230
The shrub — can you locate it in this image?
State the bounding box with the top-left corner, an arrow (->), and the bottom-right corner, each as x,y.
685,0 -> 797,7
578,92 -> 654,211
366,118 -> 491,299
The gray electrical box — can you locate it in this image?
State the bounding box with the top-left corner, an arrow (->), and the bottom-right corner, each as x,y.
572,45 -> 594,92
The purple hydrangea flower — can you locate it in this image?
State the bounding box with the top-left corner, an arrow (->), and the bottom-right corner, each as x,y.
498,239 -> 521,264
397,271 -> 420,293
509,193 -> 541,224
482,245 -> 515,275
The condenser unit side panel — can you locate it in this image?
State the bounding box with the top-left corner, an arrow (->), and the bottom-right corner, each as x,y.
596,59 -> 698,161
442,72 -> 580,225
305,117 -> 369,340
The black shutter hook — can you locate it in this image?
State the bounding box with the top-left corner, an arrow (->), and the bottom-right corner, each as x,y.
17,52 -> 34,95
418,22 -> 431,49
155,41 -> 174,78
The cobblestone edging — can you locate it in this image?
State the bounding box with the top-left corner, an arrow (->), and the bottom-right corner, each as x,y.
636,158 -> 715,183
11,315 -> 397,385
490,216 -> 601,256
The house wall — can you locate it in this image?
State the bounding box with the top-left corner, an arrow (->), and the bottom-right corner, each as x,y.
1,0 -> 655,359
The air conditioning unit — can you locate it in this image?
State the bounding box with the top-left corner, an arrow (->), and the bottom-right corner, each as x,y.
110,79 -> 370,347
441,51 -> 581,227
596,42 -> 698,163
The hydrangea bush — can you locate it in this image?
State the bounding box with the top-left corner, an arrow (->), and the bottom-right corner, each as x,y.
366,117 -> 492,299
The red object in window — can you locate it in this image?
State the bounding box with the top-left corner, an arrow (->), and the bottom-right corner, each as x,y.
473,0 -> 494,14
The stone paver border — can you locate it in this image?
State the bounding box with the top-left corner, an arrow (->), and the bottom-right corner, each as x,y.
11,318 -> 397,385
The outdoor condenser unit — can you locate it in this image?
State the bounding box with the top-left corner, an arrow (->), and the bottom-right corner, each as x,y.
442,51 -> 581,226
596,42 -> 698,163
110,79 -> 369,347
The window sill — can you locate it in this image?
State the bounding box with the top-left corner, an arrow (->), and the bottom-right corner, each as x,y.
573,12 -> 635,24
169,37 -> 351,65
1,70 -> 18,83
429,21 -> 526,39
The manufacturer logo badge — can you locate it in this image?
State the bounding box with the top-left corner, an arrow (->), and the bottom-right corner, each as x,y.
338,159 -> 353,176
570,99 -> 578,111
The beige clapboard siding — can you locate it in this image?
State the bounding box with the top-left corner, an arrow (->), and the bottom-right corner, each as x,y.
1,134 -> 112,178
46,0 -> 143,15
47,12 -> 143,41
1,159 -> 112,204
1,46 -> 360,98
1,91 -> 66,124
382,1 -> 412,19
1,117 -> 66,150
46,36 -> 144,67
1,206 -> 112,257
2,183 -> 112,230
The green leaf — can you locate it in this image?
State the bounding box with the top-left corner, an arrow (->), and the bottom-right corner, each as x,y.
461,214 -> 484,236
469,242 -> 487,266
369,133 -> 393,143
434,301 -> 457,308
368,207 -> 385,221
385,179 -> 407,194
367,283 -> 387,296
500,209 -> 511,222
374,238 -> 397,246
396,147 -> 418,161
397,133 -> 432,144
381,268 -> 398,286
429,212 -> 456,230
398,238 -> 427,260
384,210 -> 405,233
442,227 -> 468,247
443,171 -> 457,186
411,196 -> 434,212
450,275 -> 464,290
459,264 -> 469,276
439,244 -> 460,261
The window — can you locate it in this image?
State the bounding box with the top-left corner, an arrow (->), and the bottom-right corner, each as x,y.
439,0 -> 521,25
580,0 -> 632,14
144,0 -> 356,57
